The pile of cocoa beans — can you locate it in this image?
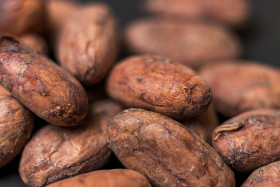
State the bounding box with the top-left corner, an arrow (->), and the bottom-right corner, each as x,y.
1,0 -> 280,187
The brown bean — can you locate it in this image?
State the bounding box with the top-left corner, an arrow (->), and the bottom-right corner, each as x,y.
212,109 -> 280,172
0,92 -> 34,167
144,0 -> 250,27
47,169 -> 152,187
19,33 -> 48,55
242,161 -> 280,187
107,108 -> 235,187
106,55 -> 212,119
57,4 -> 120,85
0,35 -> 88,126
200,61 -> 280,117
125,18 -> 240,68
0,0 -> 46,35
19,100 -> 122,187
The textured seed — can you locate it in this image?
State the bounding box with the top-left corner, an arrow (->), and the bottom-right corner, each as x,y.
200,61 -> 280,117
212,109 -> 280,172
0,35 -> 88,126
107,55 -> 212,119
107,108 -> 235,187
19,100 -> 122,187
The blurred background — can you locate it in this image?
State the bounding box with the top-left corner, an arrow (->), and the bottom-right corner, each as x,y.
1,0 -> 280,186
82,0 -> 280,66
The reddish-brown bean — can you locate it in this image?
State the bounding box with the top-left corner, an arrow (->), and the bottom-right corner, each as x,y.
0,92 -> 34,168
212,109 -> 280,172
200,61 -> 280,117
0,35 -> 88,126
47,169 -> 152,187
242,161 -> 280,187
144,0 -> 250,27
107,108 -> 235,187
125,18 -> 241,68
19,100 -> 122,187
57,4 -> 119,85
107,55 -> 212,119
0,0 -> 46,35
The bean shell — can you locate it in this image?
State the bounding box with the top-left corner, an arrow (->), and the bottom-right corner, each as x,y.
212,109 -> 280,172
107,55 -> 212,119
19,100 -> 122,187
125,18 -> 240,68
47,169 -> 152,187
0,0 -> 46,35
242,161 -> 280,187
0,35 -> 88,126
0,94 -> 34,168
144,0 -> 250,27
200,61 -> 280,117
57,4 -> 120,85
107,108 -> 235,187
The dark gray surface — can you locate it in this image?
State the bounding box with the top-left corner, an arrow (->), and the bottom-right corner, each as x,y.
241,1 -> 280,66
1,0 -> 280,186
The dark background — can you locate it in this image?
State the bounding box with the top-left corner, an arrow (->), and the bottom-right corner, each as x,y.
1,0 -> 280,186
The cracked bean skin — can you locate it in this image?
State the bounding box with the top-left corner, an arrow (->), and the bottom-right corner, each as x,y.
200,61 -> 280,117
144,0 -> 250,27
242,161 -> 280,187
19,100 -> 122,187
107,108 -> 235,187
0,86 -> 34,168
57,3 -> 119,86
0,0 -> 46,35
47,169 -> 152,187
106,55 -> 212,119
0,35 -> 88,126
125,18 -> 240,68
212,109 -> 280,172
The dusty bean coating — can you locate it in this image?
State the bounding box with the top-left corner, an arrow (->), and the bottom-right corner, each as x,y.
19,34 -> 48,55
144,0 -> 250,27
0,94 -> 34,168
19,100 -> 122,187
212,109 -> 280,172
107,108 -> 235,187
47,169 -> 152,187
107,55 -> 212,119
0,35 -> 88,126
200,61 -> 280,117
242,161 -> 280,187
0,0 -> 46,35
125,18 -> 240,68
57,3 -> 120,86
